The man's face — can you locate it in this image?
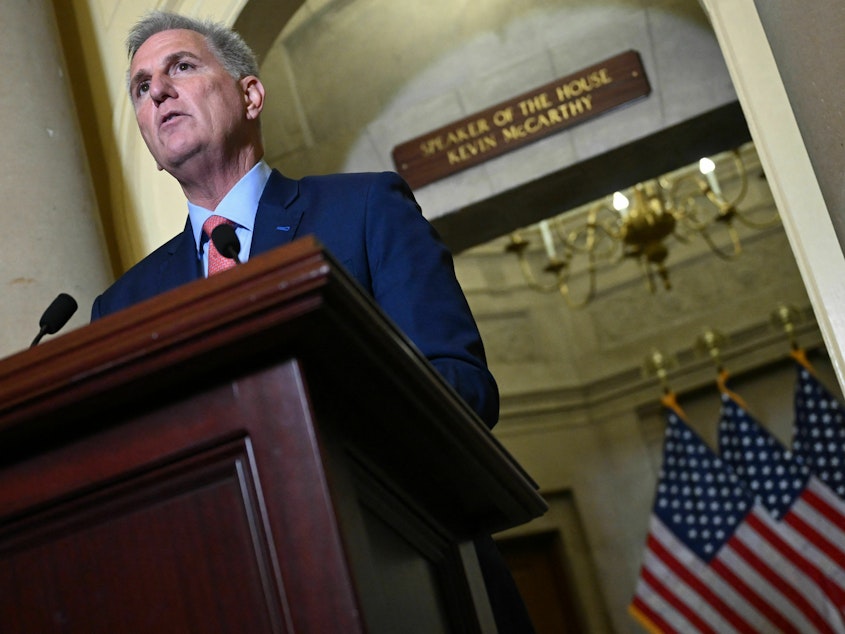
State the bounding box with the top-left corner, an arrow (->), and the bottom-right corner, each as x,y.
128,29 -> 251,174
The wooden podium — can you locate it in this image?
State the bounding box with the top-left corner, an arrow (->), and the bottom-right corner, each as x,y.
0,238 -> 546,633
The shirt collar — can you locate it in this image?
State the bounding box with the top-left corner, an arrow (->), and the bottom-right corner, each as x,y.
188,159 -> 273,252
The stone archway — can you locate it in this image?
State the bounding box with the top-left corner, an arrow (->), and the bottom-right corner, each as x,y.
234,0 -> 305,64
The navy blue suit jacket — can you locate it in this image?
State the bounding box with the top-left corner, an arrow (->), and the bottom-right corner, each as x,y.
92,170 -> 499,427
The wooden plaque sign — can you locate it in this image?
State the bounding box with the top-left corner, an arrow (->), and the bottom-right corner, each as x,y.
392,50 -> 651,189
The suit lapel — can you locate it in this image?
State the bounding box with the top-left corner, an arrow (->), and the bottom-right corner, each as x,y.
251,169 -> 306,257
159,219 -> 203,292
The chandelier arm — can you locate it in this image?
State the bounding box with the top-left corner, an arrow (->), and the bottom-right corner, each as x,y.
637,258 -> 657,294
656,262 -> 671,291
576,204 -> 626,241
515,252 -> 562,292
676,196 -> 715,232
666,175 -> 688,209
731,208 -> 782,230
505,232 -> 557,293
506,233 -> 562,292
728,148 -> 750,206
596,216 -> 625,241
699,225 -> 743,260
557,281 -> 594,308
672,225 -> 694,244
701,184 -> 726,209
556,256 -> 597,308
565,222 -> 622,267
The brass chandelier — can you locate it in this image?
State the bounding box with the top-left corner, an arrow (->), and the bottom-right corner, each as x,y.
505,143 -> 780,308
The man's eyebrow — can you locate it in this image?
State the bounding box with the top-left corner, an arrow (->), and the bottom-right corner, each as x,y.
129,50 -> 203,93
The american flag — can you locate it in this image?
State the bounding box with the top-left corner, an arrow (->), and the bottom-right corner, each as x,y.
793,358 -> 845,500
718,391 -> 845,611
630,403 -> 845,633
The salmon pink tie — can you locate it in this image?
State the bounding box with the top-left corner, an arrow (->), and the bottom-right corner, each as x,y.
203,215 -> 237,276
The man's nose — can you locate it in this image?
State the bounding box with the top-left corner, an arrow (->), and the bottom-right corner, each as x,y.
149,74 -> 175,104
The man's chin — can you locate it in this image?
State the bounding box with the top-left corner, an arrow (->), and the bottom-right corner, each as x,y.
155,148 -> 202,176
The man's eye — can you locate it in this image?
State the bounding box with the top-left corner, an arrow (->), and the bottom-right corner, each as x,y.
176,62 -> 192,72
137,81 -> 149,96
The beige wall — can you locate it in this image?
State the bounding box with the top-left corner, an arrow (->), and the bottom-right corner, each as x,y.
0,0 -> 111,356
754,1 -> 845,252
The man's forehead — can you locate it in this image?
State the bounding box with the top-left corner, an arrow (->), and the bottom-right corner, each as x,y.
130,29 -> 209,71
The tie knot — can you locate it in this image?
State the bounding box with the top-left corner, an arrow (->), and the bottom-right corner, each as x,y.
202,215 -> 237,276
202,214 -> 232,237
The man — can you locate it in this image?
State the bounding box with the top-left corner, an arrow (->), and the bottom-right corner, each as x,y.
93,11 -> 533,632
92,11 -> 499,428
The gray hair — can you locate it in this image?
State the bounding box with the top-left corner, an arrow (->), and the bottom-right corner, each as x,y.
126,11 -> 259,93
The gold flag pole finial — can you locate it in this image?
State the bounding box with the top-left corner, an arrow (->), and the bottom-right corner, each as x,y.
643,348 -> 677,395
695,328 -> 728,373
770,303 -> 802,351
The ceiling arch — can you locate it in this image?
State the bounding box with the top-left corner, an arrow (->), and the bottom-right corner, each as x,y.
233,0 -> 305,64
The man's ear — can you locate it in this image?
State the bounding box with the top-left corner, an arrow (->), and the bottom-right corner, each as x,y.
241,76 -> 265,120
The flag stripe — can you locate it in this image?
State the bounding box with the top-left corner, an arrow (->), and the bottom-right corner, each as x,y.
803,479 -> 845,548
647,519 -> 772,633
709,554 -> 802,633
630,593 -> 682,634
803,483 -> 845,541
729,526 -> 836,634
747,511 -> 845,613
647,535 -> 756,634
641,538 -> 746,633
638,566 -> 716,633
784,511 -> 845,572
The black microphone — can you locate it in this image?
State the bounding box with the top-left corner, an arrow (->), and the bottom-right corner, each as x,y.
31,293 -> 78,347
211,224 -> 241,265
